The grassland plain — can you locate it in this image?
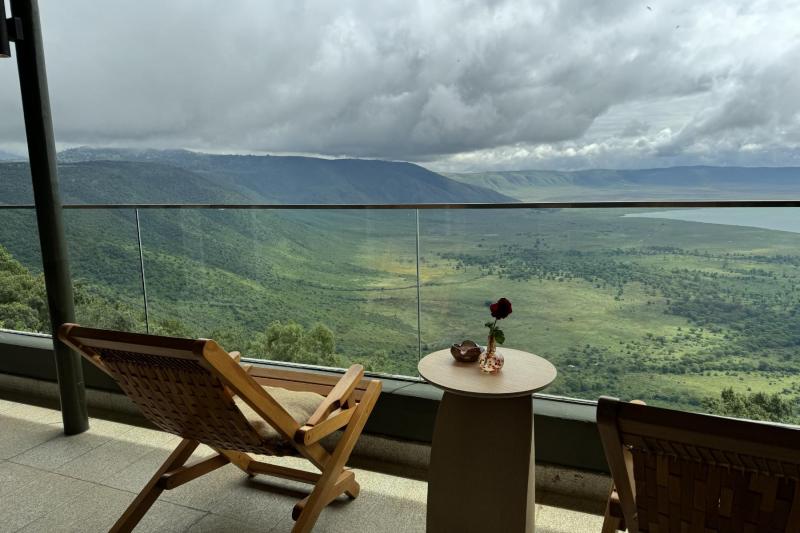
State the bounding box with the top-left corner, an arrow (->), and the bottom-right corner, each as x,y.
2,206 -> 800,419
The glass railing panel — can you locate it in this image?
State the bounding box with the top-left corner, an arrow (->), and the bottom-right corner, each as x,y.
420,206 -> 800,424
139,208 -> 420,375
0,207 -> 50,334
63,208 -> 147,332
417,207 -> 545,358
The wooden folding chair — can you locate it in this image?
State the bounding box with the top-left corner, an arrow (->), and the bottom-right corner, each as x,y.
597,396 -> 800,533
59,324 -> 382,533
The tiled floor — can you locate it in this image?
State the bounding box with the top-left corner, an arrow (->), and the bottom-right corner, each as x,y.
0,399 -> 604,532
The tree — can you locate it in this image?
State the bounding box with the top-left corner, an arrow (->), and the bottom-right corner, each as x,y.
302,324 -> 336,362
152,318 -> 193,338
702,387 -> 796,423
206,326 -> 266,358
0,245 -> 48,332
263,320 -> 339,366
73,281 -> 138,332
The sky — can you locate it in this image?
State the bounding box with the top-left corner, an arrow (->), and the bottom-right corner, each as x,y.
1,0 -> 799,172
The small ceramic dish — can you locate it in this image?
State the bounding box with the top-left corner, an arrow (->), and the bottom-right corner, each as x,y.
450,340 -> 482,363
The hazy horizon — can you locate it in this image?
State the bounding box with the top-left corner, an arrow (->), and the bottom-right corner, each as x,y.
3,145 -> 800,176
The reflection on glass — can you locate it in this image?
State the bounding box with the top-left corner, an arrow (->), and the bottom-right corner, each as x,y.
2,202 -> 799,425
139,208 -> 419,375
420,208 -> 800,424
64,209 -> 146,332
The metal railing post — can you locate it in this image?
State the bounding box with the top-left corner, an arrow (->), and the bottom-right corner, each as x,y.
415,209 -> 422,361
10,0 -> 88,434
134,209 -> 150,333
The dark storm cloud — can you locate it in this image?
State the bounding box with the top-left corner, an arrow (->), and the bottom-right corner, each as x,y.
658,45 -> 800,157
0,0 -> 798,170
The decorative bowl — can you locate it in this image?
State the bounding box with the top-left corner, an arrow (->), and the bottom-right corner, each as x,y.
450,340 -> 482,363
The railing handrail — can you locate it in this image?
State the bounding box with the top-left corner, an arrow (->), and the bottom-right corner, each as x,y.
4,199 -> 800,209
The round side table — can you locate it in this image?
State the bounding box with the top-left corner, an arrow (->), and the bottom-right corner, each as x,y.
418,348 -> 557,533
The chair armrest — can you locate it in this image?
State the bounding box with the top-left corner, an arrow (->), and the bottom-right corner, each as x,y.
306,364 -> 365,427
295,408 -> 357,445
228,351 -> 253,373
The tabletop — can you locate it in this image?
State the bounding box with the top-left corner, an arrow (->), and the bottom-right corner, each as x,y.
418,347 -> 557,398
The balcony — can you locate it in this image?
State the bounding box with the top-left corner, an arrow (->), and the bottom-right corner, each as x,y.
3,201 -> 800,530
1,398 -> 608,532
3,0 -> 800,529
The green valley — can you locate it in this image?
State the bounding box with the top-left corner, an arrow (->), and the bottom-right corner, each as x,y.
2,152 -> 800,423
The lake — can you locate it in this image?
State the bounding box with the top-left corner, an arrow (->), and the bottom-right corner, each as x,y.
624,207 -> 800,234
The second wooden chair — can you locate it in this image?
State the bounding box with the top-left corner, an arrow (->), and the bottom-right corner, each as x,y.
597,396 -> 800,533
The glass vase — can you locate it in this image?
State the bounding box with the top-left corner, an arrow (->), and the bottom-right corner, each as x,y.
479,334 -> 504,373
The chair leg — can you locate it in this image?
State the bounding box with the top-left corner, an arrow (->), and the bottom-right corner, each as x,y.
292,381 -> 381,533
215,448 -> 255,477
343,472 -> 360,499
602,495 -> 624,533
602,513 -> 622,533
292,470 -> 359,520
110,438 -> 198,533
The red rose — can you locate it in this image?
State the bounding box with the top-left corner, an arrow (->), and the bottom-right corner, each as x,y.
489,298 -> 512,319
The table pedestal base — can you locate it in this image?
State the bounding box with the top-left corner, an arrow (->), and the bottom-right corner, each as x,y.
426,391 -> 535,533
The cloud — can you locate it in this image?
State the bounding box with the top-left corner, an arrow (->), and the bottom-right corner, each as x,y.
656,45 -> 800,157
0,0 -> 798,170
621,120 -> 650,138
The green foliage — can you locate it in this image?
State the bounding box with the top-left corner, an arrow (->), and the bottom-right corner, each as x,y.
204,325 -> 266,358
5,182 -> 800,424
0,245 -> 48,332
73,281 -> 140,332
263,320 -> 341,367
151,318 -> 193,338
485,316 -> 507,344
702,387 -> 797,423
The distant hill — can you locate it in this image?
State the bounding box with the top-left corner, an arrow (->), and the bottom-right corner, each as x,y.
6,151 -> 800,204
0,160 -> 255,205
44,148 -> 514,204
444,166 -> 800,201
0,150 -> 24,162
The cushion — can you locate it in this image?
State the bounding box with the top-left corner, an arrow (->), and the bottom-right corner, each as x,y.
233,385 -> 324,454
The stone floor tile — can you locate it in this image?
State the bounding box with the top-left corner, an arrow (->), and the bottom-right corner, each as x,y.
1,402 -> 63,424
18,483 -> 206,533
103,441 -> 212,495
0,412 -> 62,460
540,491 -> 607,516
163,454 -> 312,520
308,468 -> 427,533
201,471 -> 307,529
535,500 -> 606,533
0,466 -> 95,531
186,512 -> 266,533
0,397 -> 18,412
159,459 -> 247,511
56,424 -> 176,484
0,460 -> 40,501
11,418 -> 133,471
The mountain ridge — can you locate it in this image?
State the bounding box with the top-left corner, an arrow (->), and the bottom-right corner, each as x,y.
47,147 -> 515,204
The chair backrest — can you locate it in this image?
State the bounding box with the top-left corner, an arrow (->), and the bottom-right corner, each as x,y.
597,396 -> 800,533
59,324 -> 297,454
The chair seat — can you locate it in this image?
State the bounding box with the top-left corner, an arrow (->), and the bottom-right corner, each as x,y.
234,386 -> 324,454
